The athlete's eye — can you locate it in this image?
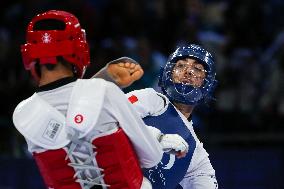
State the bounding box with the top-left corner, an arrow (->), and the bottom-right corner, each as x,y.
175,63 -> 187,70
194,67 -> 202,72
193,65 -> 206,73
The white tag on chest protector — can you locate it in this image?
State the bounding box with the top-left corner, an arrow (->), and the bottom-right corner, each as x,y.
42,119 -> 63,142
13,93 -> 70,149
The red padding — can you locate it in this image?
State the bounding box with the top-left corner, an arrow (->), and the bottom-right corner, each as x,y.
33,149 -> 81,189
92,128 -> 143,189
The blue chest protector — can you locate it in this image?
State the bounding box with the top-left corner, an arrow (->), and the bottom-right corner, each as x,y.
143,103 -> 196,189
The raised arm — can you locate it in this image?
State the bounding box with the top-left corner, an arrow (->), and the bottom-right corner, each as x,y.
105,82 -> 163,168
92,57 -> 143,88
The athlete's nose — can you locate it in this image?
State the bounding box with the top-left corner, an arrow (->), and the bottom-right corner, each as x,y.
185,67 -> 194,78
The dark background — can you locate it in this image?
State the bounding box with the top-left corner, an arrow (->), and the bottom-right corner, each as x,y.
0,0 -> 283,188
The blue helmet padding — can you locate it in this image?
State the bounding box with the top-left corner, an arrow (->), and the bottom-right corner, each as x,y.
159,44 -> 217,105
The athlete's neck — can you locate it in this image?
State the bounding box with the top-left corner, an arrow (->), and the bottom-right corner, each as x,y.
173,102 -> 194,118
39,65 -> 74,87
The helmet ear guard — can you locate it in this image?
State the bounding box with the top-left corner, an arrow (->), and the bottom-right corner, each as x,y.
21,10 -> 90,79
159,44 -> 217,105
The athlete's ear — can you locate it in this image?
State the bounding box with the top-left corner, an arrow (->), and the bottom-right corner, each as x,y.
30,62 -> 40,83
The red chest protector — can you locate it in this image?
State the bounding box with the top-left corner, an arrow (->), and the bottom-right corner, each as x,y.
33,128 -> 143,189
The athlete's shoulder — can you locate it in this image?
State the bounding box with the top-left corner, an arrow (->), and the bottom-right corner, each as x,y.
126,88 -> 169,117
13,93 -> 69,150
127,88 -> 169,106
13,94 -> 36,117
75,78 -> 120,96
77,78 -> 107,87
81,78 -> 121,91
126,88 -> 158,101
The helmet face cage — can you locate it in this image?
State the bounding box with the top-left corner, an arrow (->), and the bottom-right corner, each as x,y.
159,44 -> 217,105
21,10 -> 90,78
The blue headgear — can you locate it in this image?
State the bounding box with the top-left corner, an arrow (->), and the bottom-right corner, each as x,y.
159,44 -> 217,105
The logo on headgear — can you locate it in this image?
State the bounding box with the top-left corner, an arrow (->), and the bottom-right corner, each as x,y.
42,33 -> 52,43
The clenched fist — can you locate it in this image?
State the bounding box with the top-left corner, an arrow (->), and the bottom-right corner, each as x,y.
107,58 -> 144,88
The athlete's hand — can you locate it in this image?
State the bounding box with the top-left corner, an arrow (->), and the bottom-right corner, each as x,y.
107,57 -> 144,88
160,134 -> 189,158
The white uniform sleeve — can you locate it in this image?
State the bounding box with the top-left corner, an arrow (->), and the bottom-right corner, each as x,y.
105,82 -> 163,168
126,88 -> 169,118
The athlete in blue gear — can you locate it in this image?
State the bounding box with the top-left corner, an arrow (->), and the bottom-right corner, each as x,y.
143,44 -> 218,189
95,44 -> 218,189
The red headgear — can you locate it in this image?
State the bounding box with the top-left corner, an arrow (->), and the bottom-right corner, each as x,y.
21,10 -> 90,78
